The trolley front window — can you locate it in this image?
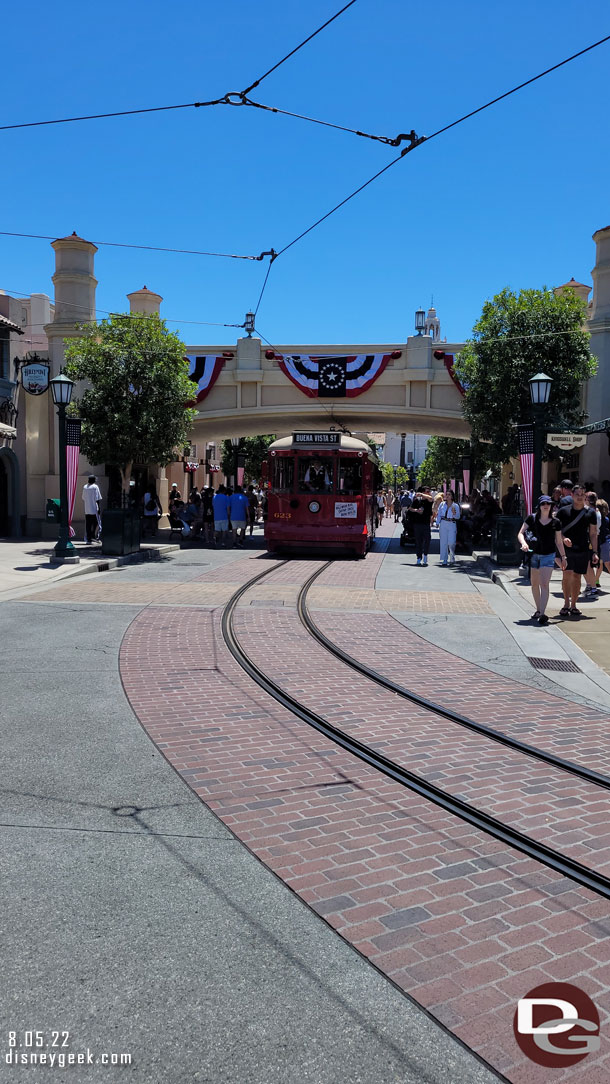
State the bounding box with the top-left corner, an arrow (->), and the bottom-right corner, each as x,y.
338,458 -> 363,495
272,458 -> 294,492
298,456 -> 334,493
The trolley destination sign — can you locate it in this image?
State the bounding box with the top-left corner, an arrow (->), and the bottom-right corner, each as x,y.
292,432 -> 341,445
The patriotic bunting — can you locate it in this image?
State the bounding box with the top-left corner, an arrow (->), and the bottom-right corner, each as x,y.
265,350 -> 401,399
65,418 -> 81,539
186,353 -> 233,404
518,425 -> 535,516
433,350 -> 465,396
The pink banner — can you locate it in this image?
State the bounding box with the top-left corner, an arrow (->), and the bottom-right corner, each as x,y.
463,469 -> 470,497
450,478 -> 456,494
442,482 -> 447,494
237,467 -> 245,486
459,480 -> 464,501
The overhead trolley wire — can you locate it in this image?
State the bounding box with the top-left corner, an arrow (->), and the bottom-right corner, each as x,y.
240,0 -> 359,96
1,2 -> 359,135
272,32 -> 610,259
0,95 -> 229,133
425,32 -> 610,144
0,230 -> 265,262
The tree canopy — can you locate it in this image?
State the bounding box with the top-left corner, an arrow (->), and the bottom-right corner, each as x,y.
64,312 -> 196,488
220,434 -> 276,482
380,462 -> 410,489
417,437 -> 499,488
455,287 -> 596,464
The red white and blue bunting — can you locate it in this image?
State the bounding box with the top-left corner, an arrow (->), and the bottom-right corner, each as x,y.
186,353 -> 233,404
265,351 -> 401,399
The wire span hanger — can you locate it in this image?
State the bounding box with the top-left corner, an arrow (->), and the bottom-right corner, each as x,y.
220,91 -> 423,149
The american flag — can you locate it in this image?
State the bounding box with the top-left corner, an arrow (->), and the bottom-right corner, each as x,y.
518,425 -> 535,515
66,419 -> 81,539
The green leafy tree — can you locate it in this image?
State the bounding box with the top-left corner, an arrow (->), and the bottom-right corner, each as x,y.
381,462 -> 409,489
455,287 -> 596,464
220,434 -> 276,483
417,438 -> 469,487
417,437 -> 498,488
64,312 -> 196,491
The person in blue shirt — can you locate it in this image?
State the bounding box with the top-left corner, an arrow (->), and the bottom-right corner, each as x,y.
228,485 -> 250,548
212,485 -> 230,547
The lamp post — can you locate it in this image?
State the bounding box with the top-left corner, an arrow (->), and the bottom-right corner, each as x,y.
415,308 -> 425,336
49,372 -> 76,560
230,436 -> 241,487
528,372 -> 553,504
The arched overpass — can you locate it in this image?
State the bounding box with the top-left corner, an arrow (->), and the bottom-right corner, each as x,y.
188,333 -> 470,443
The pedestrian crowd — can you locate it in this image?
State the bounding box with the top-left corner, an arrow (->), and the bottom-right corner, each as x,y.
166,483 -> 264,548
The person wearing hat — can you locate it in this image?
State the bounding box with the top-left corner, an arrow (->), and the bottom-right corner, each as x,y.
518,495 -> 566,624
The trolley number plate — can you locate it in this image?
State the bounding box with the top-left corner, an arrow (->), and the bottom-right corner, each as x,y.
273,512 -> 292,519
335,502 -> 357,518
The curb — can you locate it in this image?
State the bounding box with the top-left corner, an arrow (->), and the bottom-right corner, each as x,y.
473,551 -> 610,703
49,543 -> 181,581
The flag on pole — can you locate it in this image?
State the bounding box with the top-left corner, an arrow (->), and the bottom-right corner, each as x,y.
65,418 -> 81,539
518,425 -> 535,515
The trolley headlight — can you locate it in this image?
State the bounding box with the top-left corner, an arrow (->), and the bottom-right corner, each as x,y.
308,500 -> 321,513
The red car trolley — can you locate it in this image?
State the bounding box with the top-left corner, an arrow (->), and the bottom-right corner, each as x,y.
263,432 -> 380,557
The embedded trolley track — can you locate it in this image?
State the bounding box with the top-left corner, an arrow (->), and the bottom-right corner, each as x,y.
221,559 -> 610,901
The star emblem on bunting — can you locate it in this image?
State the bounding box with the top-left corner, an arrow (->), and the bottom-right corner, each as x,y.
320,365 -> 342,388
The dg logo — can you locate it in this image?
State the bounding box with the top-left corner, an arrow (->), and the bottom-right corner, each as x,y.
514,982 -> 601,1067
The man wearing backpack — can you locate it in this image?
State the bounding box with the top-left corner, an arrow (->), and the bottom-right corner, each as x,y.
556,485 -> 599,618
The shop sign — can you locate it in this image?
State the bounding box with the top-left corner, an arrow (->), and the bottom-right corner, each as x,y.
21,361 -> 50,395
547,432 -> 587,450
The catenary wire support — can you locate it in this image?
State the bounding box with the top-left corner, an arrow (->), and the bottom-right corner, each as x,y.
223,91 -> 424,149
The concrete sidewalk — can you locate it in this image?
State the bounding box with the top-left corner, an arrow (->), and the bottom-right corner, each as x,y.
0,534 -> 180,602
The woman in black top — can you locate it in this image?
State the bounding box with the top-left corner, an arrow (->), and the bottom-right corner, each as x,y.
518,495 -> 566,624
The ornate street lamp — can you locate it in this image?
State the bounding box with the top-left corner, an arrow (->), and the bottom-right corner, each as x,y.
415,308 -> 426,335
244,312 -> 255,336
529,372 -> 553,503
49,372 -> 76,560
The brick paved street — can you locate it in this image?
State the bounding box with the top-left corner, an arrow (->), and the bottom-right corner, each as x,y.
116,534 -> 610,1083
6,522 -> 610,1083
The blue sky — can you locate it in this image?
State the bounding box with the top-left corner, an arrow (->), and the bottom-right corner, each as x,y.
2,0 -> 609,346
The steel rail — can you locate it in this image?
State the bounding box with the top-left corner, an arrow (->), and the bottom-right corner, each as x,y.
297,564 -> 610,794
221,563 -> 610,901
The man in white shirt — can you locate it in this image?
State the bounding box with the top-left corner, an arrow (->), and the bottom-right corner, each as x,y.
82,475 -> 102,543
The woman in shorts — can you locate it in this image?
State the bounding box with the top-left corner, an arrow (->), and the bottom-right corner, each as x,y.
518,495 -> 567,624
